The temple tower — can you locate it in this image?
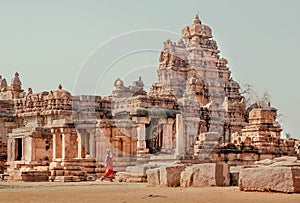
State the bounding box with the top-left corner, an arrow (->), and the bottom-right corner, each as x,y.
157,15 -> 246,145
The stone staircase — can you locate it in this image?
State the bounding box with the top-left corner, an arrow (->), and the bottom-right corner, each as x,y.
112,156 -> 137,172
4,161 -> 50,182
49,158 -> 97,182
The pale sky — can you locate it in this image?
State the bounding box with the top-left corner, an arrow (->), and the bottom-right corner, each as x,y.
0,0 -> 300,138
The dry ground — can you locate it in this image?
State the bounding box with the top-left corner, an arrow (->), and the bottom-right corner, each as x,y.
0,181 -> 299,203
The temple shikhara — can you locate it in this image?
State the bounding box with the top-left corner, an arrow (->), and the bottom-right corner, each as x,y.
0,15 -> 299,192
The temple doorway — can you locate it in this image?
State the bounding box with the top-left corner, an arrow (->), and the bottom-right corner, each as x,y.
16,138 -> 22,160
146,118 -> 163,154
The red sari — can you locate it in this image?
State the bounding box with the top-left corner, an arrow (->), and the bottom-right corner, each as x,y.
103,157 -> 114,178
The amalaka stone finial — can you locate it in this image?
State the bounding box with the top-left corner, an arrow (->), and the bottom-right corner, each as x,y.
58,84 -> 62,90
194,14 -> 201,24
15,72 -> 19,77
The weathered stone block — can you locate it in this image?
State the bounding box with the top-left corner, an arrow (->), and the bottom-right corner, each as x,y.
160,164 -> 186,187
199,132 -> 221,142
180,166 -> 193,187
146,168 -> 160,186
239,166 -> 300,193
193,163 -> 230,187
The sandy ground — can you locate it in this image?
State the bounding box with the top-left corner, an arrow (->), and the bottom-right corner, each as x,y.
0,181 -> 299,203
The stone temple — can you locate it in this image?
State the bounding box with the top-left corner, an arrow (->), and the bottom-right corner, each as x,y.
0,15 -> 299,184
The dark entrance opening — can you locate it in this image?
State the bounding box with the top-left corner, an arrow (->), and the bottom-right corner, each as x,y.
16,138 -> 22,160
146,118 -> 163,154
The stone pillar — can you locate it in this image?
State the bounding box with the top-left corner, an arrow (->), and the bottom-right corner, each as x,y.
88,129 -> 96,158
25,137 -> 32,162
131,128 -> 137,155
175,114 -> 184,157
77,130 -> 82,159
52,131 -> 56,160
163,118 -> 174,151
137,123 -> 146,151
82,132 -> 89,157
61,130 -> 65,160
21,137 -> 25,160
132,116 -> 150,163
7,139 -> 15,162
136,123 -> 150,163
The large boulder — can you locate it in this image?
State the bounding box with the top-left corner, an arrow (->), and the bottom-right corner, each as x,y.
239,166 -> 300,193
240,157 -> 300,193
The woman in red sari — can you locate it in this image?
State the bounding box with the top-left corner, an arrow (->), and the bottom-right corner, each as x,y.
101,149 -> 114,182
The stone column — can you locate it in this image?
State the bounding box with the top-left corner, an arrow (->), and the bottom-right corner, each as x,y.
84,132 -> 89,157
175,114 -> 184,157
21,137 -> 25,160
25,137 -> 32,162
52,131 -> 56,160
77,129 -> 83,159
137,123 -> 146,150
61,128 -> 66,160
163,118 -> 174,151
132,116 -> 150,163
88,129 -> 96,158
136,123 -> 150,163
7,139 -> 15,162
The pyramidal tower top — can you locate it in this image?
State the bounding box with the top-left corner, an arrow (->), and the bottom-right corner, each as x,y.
181,15 -> 212,39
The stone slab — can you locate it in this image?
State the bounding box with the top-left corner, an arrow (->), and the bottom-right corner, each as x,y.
180,166 -> 193,187
160,164 -> 186,187
239,166 -> 300,193
146,168 -> 160,186
192,163 -> 230,187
